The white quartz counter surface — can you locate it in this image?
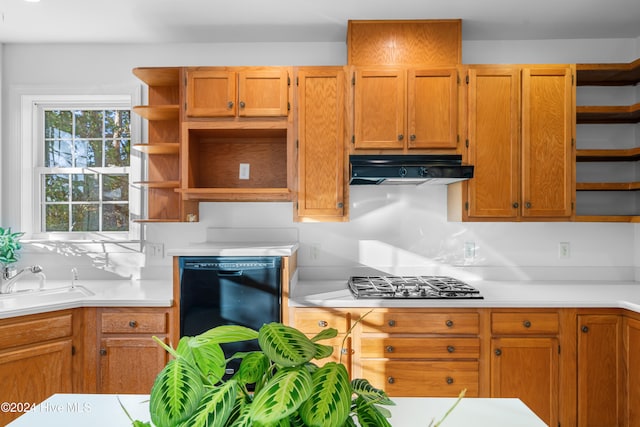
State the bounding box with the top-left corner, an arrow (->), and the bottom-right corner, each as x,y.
290,279 -> 640,313
167,241 -> 299,256
0,279 -> 172,319
6,393 -> 546,427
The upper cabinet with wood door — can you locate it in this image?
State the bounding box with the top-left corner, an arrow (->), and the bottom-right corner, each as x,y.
449,64 -> 575,221
352,66 -> 460,152
185,67 -> 289,118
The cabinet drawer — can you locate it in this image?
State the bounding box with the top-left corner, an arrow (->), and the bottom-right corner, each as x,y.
361,360 -> 478,397
361,337 -> 480,359
101,311 -> 167,334
293,309 -> 349,334
491,312 -> 559,335
362,312 -> 479,334
0,313 -> 72,349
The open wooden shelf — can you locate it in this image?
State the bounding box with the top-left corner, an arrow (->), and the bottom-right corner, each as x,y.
576,147 -> 640,161
576,103 -> 640,124
133,67 -> 181,86
576,182 -> 640,191
132,143 -> 179,155
177,188 -> 292,202
576,58 -> 640,86
133,180 -> 180,188
133,105 -> 179,121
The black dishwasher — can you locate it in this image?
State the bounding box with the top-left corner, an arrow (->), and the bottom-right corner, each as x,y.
179,256 -> 282,376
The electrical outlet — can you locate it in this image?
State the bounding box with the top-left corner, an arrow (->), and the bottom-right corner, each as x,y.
146,242 -> 164,259
309,243 -> 321,261
558,242 -> 570,259
239,163 -> 250,180
464,241 -> 476,260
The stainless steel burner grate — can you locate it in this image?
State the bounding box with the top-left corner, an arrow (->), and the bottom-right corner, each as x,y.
348,276 -> 483,299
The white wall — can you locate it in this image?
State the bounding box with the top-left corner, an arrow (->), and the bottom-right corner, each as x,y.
1,38 -> 638,282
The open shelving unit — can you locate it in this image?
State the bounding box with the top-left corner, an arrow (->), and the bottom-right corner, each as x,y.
574,58 -> 640,222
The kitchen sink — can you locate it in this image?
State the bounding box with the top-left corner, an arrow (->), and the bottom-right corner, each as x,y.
0,285 -> 94,310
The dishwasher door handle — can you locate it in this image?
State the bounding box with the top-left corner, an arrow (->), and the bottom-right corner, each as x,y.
217,270 -> 243,277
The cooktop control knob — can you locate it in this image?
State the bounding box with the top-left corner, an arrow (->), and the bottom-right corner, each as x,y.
398,166 -> 408,177
419,166 -> 429,177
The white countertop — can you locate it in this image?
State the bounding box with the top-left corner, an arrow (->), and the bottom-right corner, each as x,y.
166,241 -> 299,257
290,279 -> 640,313
0,279 -> 173,319
6,394 -> 546,427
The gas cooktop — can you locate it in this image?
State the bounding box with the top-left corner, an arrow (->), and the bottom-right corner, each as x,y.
348,276 -> 483,299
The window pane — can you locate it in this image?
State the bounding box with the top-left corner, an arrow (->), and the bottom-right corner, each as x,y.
105,110 -> 130,139
45,204 -> 69,231
72,174 -> 99,201
103,204 -> 129,231
45,110 -> 72,139
72,204 -> 99,231
103,174 -> 129,201
45,174 -> 69,202
105,139 -> 130,167
45,140 -> 73,167
74,139 -> 103,167
75,110 -> 103,139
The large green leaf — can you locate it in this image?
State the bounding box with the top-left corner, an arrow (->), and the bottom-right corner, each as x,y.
193,325 -> 259,345
313,343 -> 335,360
190,340 -> 226,384
249,366 -> 313,424
225,402 -> 252,427
258,323 -> 317,367
233,351 -> 270,387
299,362 -> 351,427
178,380 -> 238,427
354,396 -> 392,427
310,328 -> 338,342
150,358 -> 204,427
351,378 -> 394,405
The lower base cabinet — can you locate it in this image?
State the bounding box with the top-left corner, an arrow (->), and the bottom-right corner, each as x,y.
624,316 -> 640,427
0,311 -> 74,426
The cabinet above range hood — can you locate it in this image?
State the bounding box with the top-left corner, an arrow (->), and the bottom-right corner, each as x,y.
349,154 -> 474,185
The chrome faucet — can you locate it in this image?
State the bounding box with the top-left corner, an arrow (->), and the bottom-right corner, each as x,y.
0,265 -> 44,294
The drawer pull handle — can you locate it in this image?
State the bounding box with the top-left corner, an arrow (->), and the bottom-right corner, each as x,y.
582,325 -> 589,333
387,377 -> 395,384
340,348 -> 348,355
495,349 -> 502,356
523,320 -> 532,328
227,101 -> 234,109
129,320 -> 138,328
446,377 -> 454,385
100,348 -> 107,356
317,320 -> 328,327
388,320 -> 396,327
446,320 -> 454,328
386,345 -> 395,353
447,345 -> 455,353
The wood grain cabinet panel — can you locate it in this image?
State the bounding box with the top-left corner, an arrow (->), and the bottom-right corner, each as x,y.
361,311 -> 479,334
361,337 -> 480,359
625,316 -> 640,427
292,308 -> 350,334
491,312 -> 559,335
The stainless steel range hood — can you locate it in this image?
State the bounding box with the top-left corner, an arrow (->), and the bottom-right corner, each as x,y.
349,154 -> 474,185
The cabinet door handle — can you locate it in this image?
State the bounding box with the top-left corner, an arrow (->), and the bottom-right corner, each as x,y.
582,325 -> 589,333
385,345 -> 395,353
100,348 -> 107,356
446,376 -> 454,385
512,202 -> 519,208
387,377 -> 395,384
129,320 -> 138,328
317,320 -> 328,327
239,101 -> 246,109
410,134 -> 416,141
447,345 -> 455,353
445,320 -> 454,328
388,320 -> 396,327
525,202 -> 532,209
523,320 -> 532,328
398,134 -> 404,141
340,348 -> 349,355
227,101 -> 234,109
495,348 -> 502,356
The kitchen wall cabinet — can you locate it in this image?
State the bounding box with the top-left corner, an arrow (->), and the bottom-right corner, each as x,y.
132,67 -> 199,222
577,313 -> 624,427
0,311 -> 74,425
97,308 -> 170,394
355,309 -> 480,397
489,311 -> 560,427
352,66 -> 459,152
449,64 -> 575,221
295,67 -> 348,221
574,58 -> 640,221
185,67 -> 290,118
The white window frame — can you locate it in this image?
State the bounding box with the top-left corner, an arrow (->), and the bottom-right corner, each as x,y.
18,92 -> 142,241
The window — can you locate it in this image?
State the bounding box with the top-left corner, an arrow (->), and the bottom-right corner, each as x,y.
41,108 -> 131,232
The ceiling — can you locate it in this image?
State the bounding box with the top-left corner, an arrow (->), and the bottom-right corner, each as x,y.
1,0 -> 639,44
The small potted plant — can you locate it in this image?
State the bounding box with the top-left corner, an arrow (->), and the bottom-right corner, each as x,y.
0,226 -> 24,267
134,322 -> 395,427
